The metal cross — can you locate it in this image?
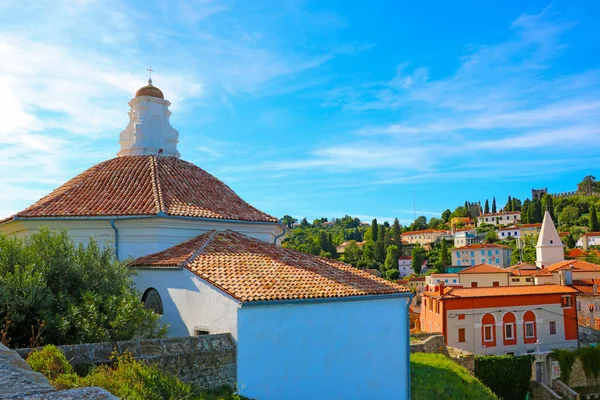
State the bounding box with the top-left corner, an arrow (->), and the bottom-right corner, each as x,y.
147,67 -> 154,85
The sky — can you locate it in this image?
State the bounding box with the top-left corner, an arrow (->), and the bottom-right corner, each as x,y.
1,0 -> 600,225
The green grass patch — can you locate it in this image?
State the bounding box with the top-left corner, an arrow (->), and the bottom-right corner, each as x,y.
411,353 -> 497,400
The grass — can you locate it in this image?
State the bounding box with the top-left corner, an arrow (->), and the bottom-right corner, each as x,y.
411,353 -> 498,400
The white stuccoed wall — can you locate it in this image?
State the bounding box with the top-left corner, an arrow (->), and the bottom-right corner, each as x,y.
133,268 -> 240,338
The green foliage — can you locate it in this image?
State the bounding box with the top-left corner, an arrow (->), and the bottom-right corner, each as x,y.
559,205 -> 580,228
484,199 -> 490,214
577,346 -> 600,379
28,347 -> 246,400
442,209 -> 451,223
411,353 -> 497,400
0,229 -> 165,348
590,203 -> 599,232
384,245 -> 400,272
475,355 -> 532,400
425,269 -> 439,276
551,348 -> 577,383
371,219 -> 379,242
412,244 -> 425,275
386,269 -> 400,280
281,215 -> 297,230
510,235 -> 537,264
484,231 -> 498,244
492,197 -> 497,213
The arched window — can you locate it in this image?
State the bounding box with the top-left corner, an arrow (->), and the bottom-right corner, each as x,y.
523,311 -> 537,344
481,313 -> 496,347
502,312 -> 517,346
142,288 -> 163,315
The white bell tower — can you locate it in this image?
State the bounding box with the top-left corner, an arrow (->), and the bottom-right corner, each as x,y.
536,210 -> 564,268
118,75 -> 180,158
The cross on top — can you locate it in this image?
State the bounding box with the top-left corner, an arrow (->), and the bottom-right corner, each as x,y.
147,67 -> 154,85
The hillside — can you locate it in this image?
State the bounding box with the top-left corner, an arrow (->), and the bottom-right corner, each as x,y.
411,353 -> 497,400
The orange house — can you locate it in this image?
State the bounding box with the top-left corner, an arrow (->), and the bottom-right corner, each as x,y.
420,284 -> 579,355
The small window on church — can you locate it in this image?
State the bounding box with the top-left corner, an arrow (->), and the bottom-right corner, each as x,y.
550,240 -> 553,244
194,327 -> 210,336
142,288 -> 163,315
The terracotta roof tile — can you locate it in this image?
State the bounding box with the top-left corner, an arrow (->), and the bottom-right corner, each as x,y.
441,284 -> 577,299
402,229 -> 448,235
14,156 -> 277,223
457,263 -> 510,274
131,230 -> 410,302
545,260 -> 600,273
508,262 -> 538,276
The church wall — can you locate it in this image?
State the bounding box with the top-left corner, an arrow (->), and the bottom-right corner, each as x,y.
0,217 -> 284,259
236,295 -> 411,400
133,268 -> 240,338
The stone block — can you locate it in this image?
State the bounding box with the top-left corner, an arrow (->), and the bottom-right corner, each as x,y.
139,340 -> 164,356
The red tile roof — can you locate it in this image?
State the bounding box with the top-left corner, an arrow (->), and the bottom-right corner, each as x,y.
545,260 -> 600,272
584,232 -> 600,237
573,279 -> 600,296
402,229 -> 448,236
498,225 -> 520,231
457,263 -> 510,274
454,243 -> 510,250
441,284 -> 577,299
566,248 -> 600,259
12,156 -> 277,223
508,262 -> 538,276
520,223 -> 542,228
131,230 -> 410,302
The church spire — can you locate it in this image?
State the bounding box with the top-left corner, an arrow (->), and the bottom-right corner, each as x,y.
117,75 -> 180,158
535,210 -> 564,268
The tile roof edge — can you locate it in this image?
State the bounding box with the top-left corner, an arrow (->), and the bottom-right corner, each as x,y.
179,230 -> 218,267
240,291 -> 413,306
150,155 -> 166,213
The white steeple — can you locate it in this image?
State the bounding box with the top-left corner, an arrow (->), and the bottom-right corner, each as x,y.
118,78 -> 180,158
536,210 -> 564,268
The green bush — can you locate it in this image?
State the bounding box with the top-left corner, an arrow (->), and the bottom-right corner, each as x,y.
411,353 -> 497,400
27,345 -> 247,400
552,346 -> 600,383
0,229 -> 166,347
475,355 -> 532,400
552,348 -> 577,382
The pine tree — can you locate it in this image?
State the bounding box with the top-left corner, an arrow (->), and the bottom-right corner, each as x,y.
484,199 -> 490,214
492,197 -> 497,213
512,197 -> 518,212
506,196 -> 512,211
371,219 -> 379,242
590,203 -> 600,232
391,218 -> 402,244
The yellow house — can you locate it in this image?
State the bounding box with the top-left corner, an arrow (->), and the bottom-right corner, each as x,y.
520,223 -> 542,238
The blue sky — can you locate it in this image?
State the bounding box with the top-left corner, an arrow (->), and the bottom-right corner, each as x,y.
1,0 -> 600,225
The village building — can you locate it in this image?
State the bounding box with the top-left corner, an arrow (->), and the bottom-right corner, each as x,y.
476,211 -> 521,227
576,232 -> 600,249
398,255 -> 415,276
453,228 -> 478,247
520,223 -> 542,238
452,243 -> 513,268
497,225 -> 520,240
401,229 -> 448,247
0,81 -> 413,400
572,278 -> 600,330
507,263 -> 537,286
456,263 -> 510,288
420,282 -> 579,356
534,260 -> 600,285
450,217 -> 475,230
425,274 -> 461,288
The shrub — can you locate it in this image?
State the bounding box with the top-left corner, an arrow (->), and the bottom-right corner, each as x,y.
386,269 -> 400,280
475,355 -> 532,400
552,348 -> 577,382
0,229 -> 166,347
28,346 -> 247,400
411,353 -> 497,399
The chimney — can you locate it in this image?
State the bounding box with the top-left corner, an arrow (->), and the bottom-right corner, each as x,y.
439,281 -> 445,293
559,268 -> 573,286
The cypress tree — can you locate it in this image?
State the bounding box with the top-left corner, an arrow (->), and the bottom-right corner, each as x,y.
512,197 -> 518,212
541,194 -> 554,222
440,239 -> 449,273
391,218 -> 402,244
590,203 -> 600,232
484,199 -> 490,214
492,197 -> 497,213
506,196 -> 512,211
371,219 -> 379,242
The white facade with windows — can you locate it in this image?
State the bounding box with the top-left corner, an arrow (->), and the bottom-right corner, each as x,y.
476,212 -> 521,227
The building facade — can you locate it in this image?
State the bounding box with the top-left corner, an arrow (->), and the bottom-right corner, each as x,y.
452,244 -> 512,268
401,230 -> 448,246
476,211 -> 521,227
420,284 -> 579,356
497,226 -> 520,240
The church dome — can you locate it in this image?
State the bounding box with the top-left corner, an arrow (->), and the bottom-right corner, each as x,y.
135,84 -> 164,99
15,156 -> 278,223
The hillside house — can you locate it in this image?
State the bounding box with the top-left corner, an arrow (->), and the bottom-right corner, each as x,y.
452,243 -> 512,268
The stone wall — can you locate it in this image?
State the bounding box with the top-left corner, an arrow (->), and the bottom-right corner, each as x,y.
564,357 -> 600,389
0,343 -> 115,399
578,326 -> 600,346
409,334 -> 449,357
552,380 -> 579,400
530,381 -> 563,400
447,346 -> 475,374
17,334 -> 236,390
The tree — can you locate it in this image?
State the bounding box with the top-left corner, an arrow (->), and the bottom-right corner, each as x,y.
282,215 -> 298,230
412,244 -> 426,275
342,241 -> 362,267
492,197 -> 497,213
371,219 -> 379,242
411,216 -> 428,231
0,229 -> 165,348
506,196 -> 512,212
386,269 -> 400,280
300,218 -> 310,228
441,209 -> 452,223
484,231 -> 498,243
521,199 -> 531,223
484,199 -> 490,214
558,205 -> 579,228
512,197 -> 521,211
384,245 -> 400,273
541,194 -> 555,222
590,203 -> 600,232
578,175 -> 598,196
440,239 -> 450,272
391,218 -> 402,244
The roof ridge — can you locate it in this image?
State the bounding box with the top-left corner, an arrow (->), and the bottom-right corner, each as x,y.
180,230 -> 217,267
149,156 -> 166,213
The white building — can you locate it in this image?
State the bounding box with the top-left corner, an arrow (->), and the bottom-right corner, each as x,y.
536,211 -> 564,268
476,211 -> 521,227
576,232 -> 600,248
0,80 -> 413,400
497,225 -> 520,240
453,228 -> 478,247
452,244 -> 513,268
398,256 -> 415,276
